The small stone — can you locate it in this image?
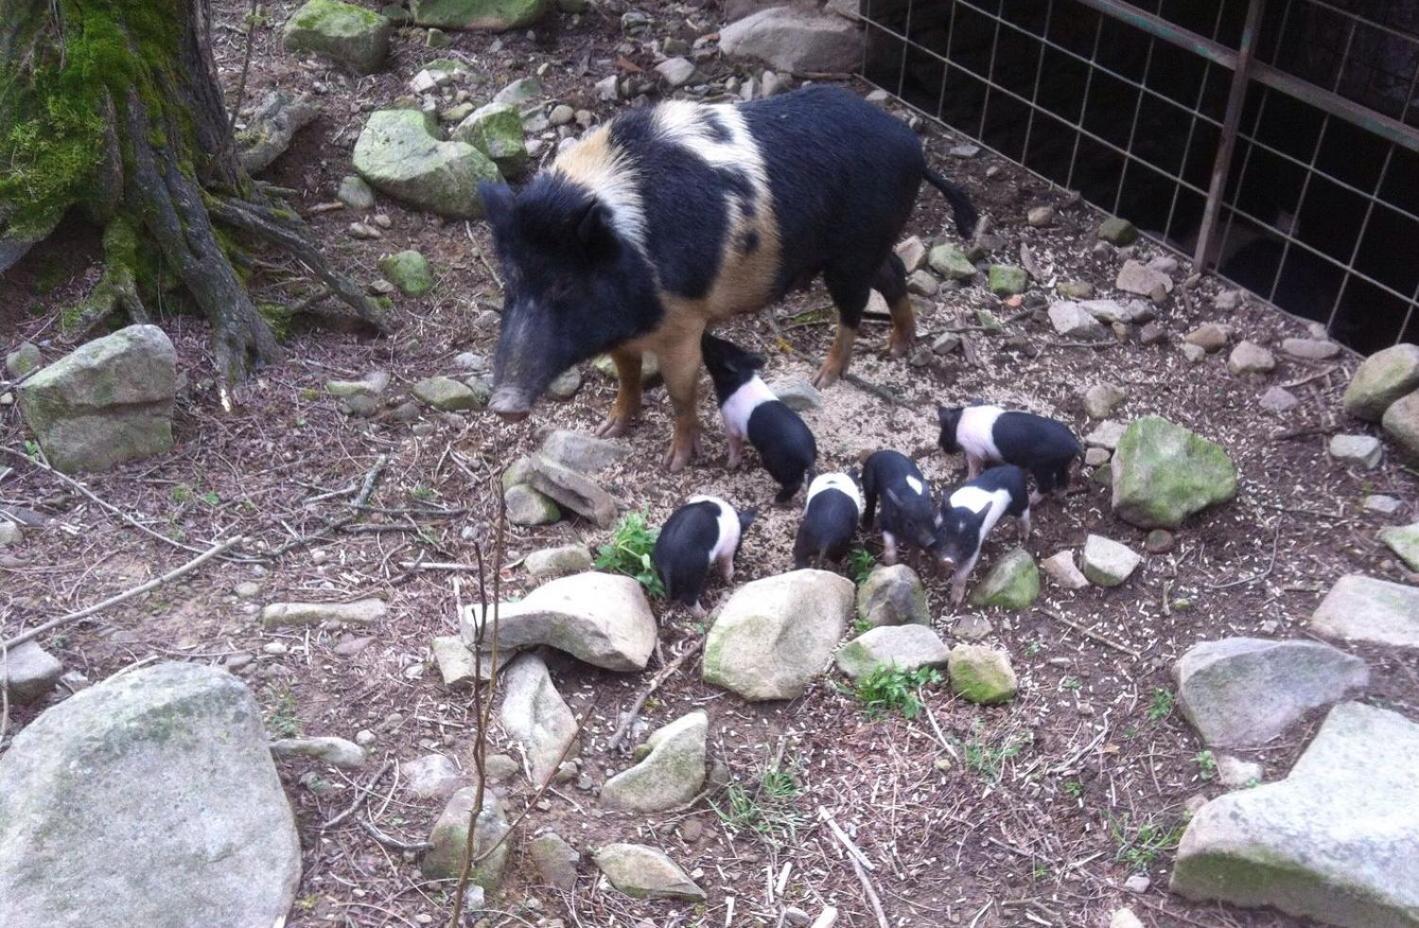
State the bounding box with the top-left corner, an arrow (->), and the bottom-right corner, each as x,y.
1343,344 -> 1419,420
1328,433 -> 1382,470
524,545 -> 593,581
355,729 -> 376,746
1055,280 -> 1093,300
1097,217 -> 1138,245
1311,574 -> 1419,647
1143,529 -> 1174,554
593,844 -> 705,900
1364,494 -> 1404,515
968,548 -> 1039,609
1280,337 -> 1339,360
1139,321 -> 1166,345
1111,416 -> 1237,528
348,222 -> 381,239
546,367 -> 582,400
505,484 -> 561,526
655,56 -> 696,88
1123,873 -> 1151,893
765,376 -> 822,412
1378,523 -> 1419,571
1259,386 -> 1299,414
600,711 -> 708,811
260,599 -> 386,628
947,644 -> 1017,704
0,640 -> 63,703
1081,534 -> 1142,587
413,376 -> 481,411
1084,446 -> 1110,467
834,625 -> 949,679
0,520 -> 22,547
1026,206 -> 1054,227
1048,301 -> 1108,340
282,0 -> 392,75
378,250 -> 434,296
1216,754 -> 1263,788
1084,419 -> 1127,450
856,564 -> 929,628
928,244 -> 976,280
895,236 -> 927,273
1083,383 -> 1126,419
492,75 -> 542,107
5,342 -> 41,378
951,613 -> 993,641
1213,289 -> 1245,311
421,788 -> 509,887
1110,908 -> 1144,928
1227,340 -> 1276,375
530,832 -> 579,890
932,332 -> 961,355
907,269 -> 938,296
1382,391 -> 1419,459
949,143 -> 980,158
1184,323 -> 1230,353
1116,259 -> 1173,297
234,581 -> 261,599
1180,342 -> 1206,363
269,736 -> 367,770
987,264 -> 1028,297
1040,551 -> 1088,591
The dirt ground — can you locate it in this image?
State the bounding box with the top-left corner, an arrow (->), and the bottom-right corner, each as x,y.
3,2 -> 1418,927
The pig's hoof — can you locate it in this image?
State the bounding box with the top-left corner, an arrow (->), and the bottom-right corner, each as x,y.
595,416 -> 633,438
889,337 -> 913,359
812,368 -> 840,389
664,441 -> 698,472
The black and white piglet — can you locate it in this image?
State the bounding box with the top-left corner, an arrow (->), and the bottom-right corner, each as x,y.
861,450 -> 942,564
937,464 -> 1031,605
701,332 -> 817,503
793,471 -> 863,569
937,404 -> 1081,502
652,495 -> 757,616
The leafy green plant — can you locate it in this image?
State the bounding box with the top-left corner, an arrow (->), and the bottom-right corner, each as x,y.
1111,815 -> 1185,869
1194,750 -> 1217,781
411,485 -> 436,502
710,765 -> 805,846
1147,687 -> 1175,721
851,617 -> 873,636
199,490 -> 220,507
848,547 -> 876,585
1061,675 -> 1083,691
854,665 -> 942,719
1024,640 -> 1044,657
171,483 -> 194,504
595,511 -> 664,598
267,688 -> 300,738
964,729 -> 1033,782
1062,779 -> 1084,799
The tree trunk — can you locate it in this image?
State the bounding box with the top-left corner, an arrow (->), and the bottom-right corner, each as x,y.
0,1 -> 386,395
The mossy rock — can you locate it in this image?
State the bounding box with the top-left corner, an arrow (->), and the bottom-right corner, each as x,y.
282,0 -> 392,75
928,244 -> 976,280
411,0 -> 551,31
420,787 -> 510,888
352,109 -> 498,218
378,250 -> 434,296
968,548 -> 1039,610
947,643 -> 1017,704
451,102 -> 527,178
988,264 -> 1028,296
1111,415 -> 1237,529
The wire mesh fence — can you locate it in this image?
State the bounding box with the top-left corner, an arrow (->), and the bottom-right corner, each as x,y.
860,0 -> 1419,352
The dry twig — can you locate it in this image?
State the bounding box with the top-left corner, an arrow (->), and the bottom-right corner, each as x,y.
607,636 -> 705,753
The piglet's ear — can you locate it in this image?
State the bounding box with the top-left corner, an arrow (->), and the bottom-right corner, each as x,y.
738,507 -> 759,533
576,200 -> 617,256
479,182 -> 515,226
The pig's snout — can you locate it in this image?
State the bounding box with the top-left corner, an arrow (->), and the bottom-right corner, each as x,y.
489,386 -> 533,422
939,555 -> 957,570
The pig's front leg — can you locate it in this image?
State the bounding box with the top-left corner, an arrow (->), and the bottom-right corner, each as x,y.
595,348 -> 644,438
659,336 -> 703,472
886,294 -> 916,358
1018,509 -> 1032,541
966,453 -> 983,480
813,321 -> 859,388
726,431 -> 745,469
950,554 -> 979,606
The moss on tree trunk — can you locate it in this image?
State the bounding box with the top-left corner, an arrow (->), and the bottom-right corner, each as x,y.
0,1 -> 386,391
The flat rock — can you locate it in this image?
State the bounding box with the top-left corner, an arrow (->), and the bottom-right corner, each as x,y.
505,484 -> 560,525
601,711 -> 707,811
947,644 -> 1017,704
1115,259 -> 1172,296
702,569 -> 854,701
1173,638 -> 1369,749
326,370 -> 389,416
1379,523 -> 1419,571
420,787 -> 510,888
766,376 -> 823,412
464,572 -> 656,671
968,548 -> 1039,609
1363,494 -> 1405,515
1172,702 -> 1419,927
499,653 -> 578,784
1081,534 -> 1142,587
1328,433 -> 1382,469
1040,550 -> 1089,590
413,375 -> 482,411
431,635 -> 511,686
269,736 -> 367,769
1111,416 -> 1237,529
1259,386 -> 1299,414
411,0 -> 549,30
988,264 -> 1028,296
1097,217 -> 1138,245
834,624 -> 949,679
719,7 -> 863,73
1216,754 -> 1263,788
530,832 -> 579,890
1382,390 -> 1419,459
1080,298 -> 1152,324
400,753 -> 465,799
353,109 -> 498,218
18,325 -> 175,474
0,640 -> 63,704
1310,574 -> 1419,648
1084,419 -> 1127,450
1048,301 -> 1109,340
1228,340 -> 1276,375
1083,382 -> 1126,419
1342,344 -> 1419,420
929,244 -> 977,280
524,544 -> 593,581
895,236 -> 927,273
261,598 -> 386,627
0,663 -> 300,928
525,454 -> 619,527
1280,337 -> 1339,360
856,564 -> 929,627
656,56 -> 697,87
282,0 -> 391,74
451,102 -> 527,177
538,430 -> 629,474
1184,323 -> 1230,353
593,844 -> 706,900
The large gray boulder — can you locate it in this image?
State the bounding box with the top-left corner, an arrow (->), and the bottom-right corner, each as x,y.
353,110 -> 499,218
719,7 -> 863,74
0,663 -> 300,928
600,710 -> 708,812
1110,415 -> 1237,528
1172,702 -> 1419,928
499,653 -> 578,785
282,0 -> 391,74
1342,344 -> 1419,421
462,572 -> 656,671
702,569 -> 854,701
1310,574 -> 1419,648
18,325 -> 176,473
1173,638 -> 1369,749
1383,390 -> 1419,460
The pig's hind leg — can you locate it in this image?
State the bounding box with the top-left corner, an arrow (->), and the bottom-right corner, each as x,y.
872,253 -> 916,358
595,348 -> 644,438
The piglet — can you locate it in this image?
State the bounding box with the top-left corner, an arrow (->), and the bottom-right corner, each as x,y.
937,464 -> 1031,605
652,495 -> 757,616
793,471 -> 863,569
937,404 -> 1081,503
701,332 -> 817,503
861,450 -> 942,565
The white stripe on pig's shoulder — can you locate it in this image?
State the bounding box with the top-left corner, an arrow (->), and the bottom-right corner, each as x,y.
720,374 -> 778,439
651,102 -> 770,193
687,494 -> 741,566
549,126 -> 649,255
807,472 -> 864,515
957,405 -> 1005,460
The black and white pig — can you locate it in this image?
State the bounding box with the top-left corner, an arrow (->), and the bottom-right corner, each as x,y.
861,450 -> 943,565
937,464 -> 1031,605
482,85 -> 977,472
937,404 -> 1081,503
701,332 -> 816,503
652,495 -> 757,616
793,471 -> 863,569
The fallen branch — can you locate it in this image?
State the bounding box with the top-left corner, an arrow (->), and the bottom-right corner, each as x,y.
324,760 -> 393,829
1038,608 -> 1141,658
607,637 -> 705,753
2,537 -> 240,651
358,819 -> 431,852
817,807 -> 875,872
818,809 -> 888,928
809,907 -> 839,928
266,454 -> 388,556
1281,365 -> 1339,389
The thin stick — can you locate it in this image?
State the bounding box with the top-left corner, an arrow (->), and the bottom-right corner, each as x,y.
2,537 -> 240,651
1208,515 -> 1282,590
324,760 -> 393,829
607,637 -> 705,752
809,908 -> 839,928
817,807 -> 876,871
848,854 -> 890,928
267,454 -> 388,556
1281,365 -> 1339,389
1038,609 -> 1140,659
359,819 -> 431,852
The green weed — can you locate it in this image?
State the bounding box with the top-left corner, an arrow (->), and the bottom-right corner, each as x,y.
267,688 -> 300,738
1111,815 -> 1185,869
710,765 -> 805,846
1063,779 -> 1083,799
964,729 -> 1033,782
595,510 -> 664,598
1147,688 -> 1175,721
1194,750 -> 1217,781
854,665 -> 942,719
848,547 -> 876,585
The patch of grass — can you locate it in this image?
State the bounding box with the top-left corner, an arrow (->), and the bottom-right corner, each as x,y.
1111,815 -> 1185,869
1147,687 -> 1175,721
171,484 -> 193,504
1024,640 -> 1044,657
854,665 -> 942,720
595,510 -> 664,598
1062,779 -> 1083,799
848,547 -> 876,585
1194,749 -> 1217,781
710,764 -> 805,846
1061,675 -> 1083,691
267,688 -> 300,738
964,729 -> 1033,782
851,617 -> 873,636
411,485 -> 436,502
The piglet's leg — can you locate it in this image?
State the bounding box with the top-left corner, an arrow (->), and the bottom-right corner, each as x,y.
658,333 -> 703,472
966,453 -> 983,479
596,348 -> 643,438
718,554 -> 735,583
726,432 -> 745,469
1018,509 -> 1032,541
950,554 -> 979,606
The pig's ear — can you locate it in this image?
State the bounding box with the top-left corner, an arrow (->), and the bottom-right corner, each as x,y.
738,507 -> 758,533
576,200 -> 616,254
479,182 -> 515,226
745,351 -> 767,371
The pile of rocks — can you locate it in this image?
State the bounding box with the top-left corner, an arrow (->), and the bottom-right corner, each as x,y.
1341,344 -> 1419,460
